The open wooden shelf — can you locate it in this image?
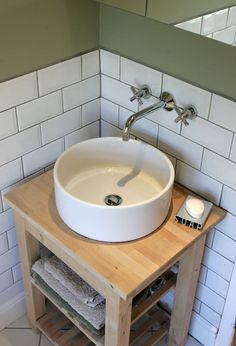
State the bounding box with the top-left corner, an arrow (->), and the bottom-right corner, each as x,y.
130,306 -> 170,345
31,277 -> 104,346
132,273 -> 176,324
36,300 -> 169,346
37,306 -> 94,346
32,268 -> 175,346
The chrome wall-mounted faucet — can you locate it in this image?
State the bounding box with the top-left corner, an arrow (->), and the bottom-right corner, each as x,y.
123,92 -> 175,141
122,85 -> 197,141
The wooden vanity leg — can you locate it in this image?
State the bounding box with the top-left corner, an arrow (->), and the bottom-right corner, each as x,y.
168,235 -> 206,346
14,213 -> 46,331
105,290 -> 132,346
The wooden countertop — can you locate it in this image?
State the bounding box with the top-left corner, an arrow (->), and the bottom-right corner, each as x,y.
5,170 -> 225,300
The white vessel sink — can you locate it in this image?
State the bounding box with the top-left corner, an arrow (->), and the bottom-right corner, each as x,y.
54,137 -> 174,242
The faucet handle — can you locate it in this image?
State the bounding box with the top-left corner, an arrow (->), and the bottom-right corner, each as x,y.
174,114 -> 184,124
130,85 -> 152,105
130,86 -> 143,105
174,105 -> 197,126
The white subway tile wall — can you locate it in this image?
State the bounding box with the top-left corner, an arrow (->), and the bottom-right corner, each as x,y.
101,98 -> 119,126
146,100 -> 181,133
0,159 -> 23,191
205,269 -> 229,299
228,6 -> 236,26
37,56 -> 82,96
175,17 -> 202,34
176,161 -> 222,204
100,50 -> 120,79
63,75 -> 100,111
162,74 -> 211,118
100,49 -> 236,345
22,138 -> 65,177
17,91 -> 63,130
216,212 -> 236,241
12,263 -> 22,283
181,117 -> 233,157
64,122 -> 99,149
82,50 -> 100,80
199,265 -> 207,284
0,280 -> 24,306
101,75 -> 138,112
201,9 -> 228,35
174,6 -> 236,46
0,73 -> 38,112
0,48 -> 236,346
0,109 -> 18,140
202,150 -> 236,190
82,99 -> 100,127
120,57 -> 162,97
230,134 -> 236,162
158,127 -> 203,169
0,51 -> 100,310
196,283 -> 225,315
7,227 -> 17,249
193,299 -> 201,314
213,26 -> 236,45
41,107 -> 82,145
200,303 -> 221,329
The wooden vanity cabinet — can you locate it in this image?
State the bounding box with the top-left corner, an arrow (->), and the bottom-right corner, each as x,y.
5,170 -> 225,346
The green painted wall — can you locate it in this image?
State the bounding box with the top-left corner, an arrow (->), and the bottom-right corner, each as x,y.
95,0 -> 146,16
2,0 -> 236,102
100,5 -> 236,102
147,0 -> 236,24
0,0 -> 99,82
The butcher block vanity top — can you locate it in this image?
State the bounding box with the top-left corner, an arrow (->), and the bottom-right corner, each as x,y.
4,170 -> 225,346
5,170 -> 224,300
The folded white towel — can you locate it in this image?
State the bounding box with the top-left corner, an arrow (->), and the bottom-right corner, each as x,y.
44,255 -> 104,307
32,259 -> 105,330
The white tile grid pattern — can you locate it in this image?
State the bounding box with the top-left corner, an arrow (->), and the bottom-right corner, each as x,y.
0,50 -> 100,310
174,6 -> 236,46
100,50 -> 236,344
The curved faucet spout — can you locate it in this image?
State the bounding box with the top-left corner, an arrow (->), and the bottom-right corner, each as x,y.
122,91 -> 175,141
122,100 -> 164,141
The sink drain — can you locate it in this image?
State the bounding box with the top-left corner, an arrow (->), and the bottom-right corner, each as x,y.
104,194 -> 123,206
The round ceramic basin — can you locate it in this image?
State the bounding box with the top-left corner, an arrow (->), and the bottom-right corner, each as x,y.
54,137 -> 174,242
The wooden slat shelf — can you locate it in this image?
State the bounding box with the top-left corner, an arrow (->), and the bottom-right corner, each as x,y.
37,306 -> 94,346
32,269 -> 174,346
132,273 -> 177,324
31,277 -> 104,346
130,307 -> 170,345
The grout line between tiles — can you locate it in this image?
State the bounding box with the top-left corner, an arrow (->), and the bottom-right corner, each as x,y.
145,0 -> 148,17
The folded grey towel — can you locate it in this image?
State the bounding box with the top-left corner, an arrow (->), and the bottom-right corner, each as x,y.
44,255 -> 104,307
32,259 -> 105,330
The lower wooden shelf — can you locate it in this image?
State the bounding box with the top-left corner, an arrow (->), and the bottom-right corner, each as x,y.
31,278 -> 104,346
130,307 -> 170,346
37,303 -> 170,346
37,307 -> 93,346
32,270 -> 175,346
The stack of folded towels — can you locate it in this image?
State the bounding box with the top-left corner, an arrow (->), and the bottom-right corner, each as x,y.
32,255 -> 105,331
